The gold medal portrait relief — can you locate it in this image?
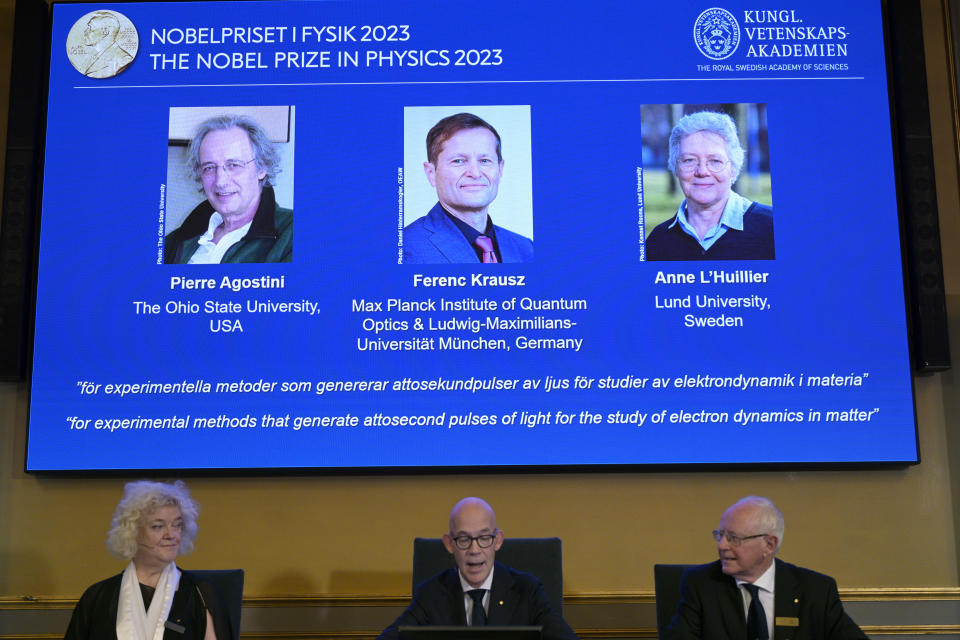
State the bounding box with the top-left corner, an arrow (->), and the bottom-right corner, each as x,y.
66,10 -> 139,79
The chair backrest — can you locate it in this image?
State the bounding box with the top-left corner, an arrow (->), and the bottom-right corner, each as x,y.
653,564 -> 693,639
190,568 -> 244,640
413,537 -> 564,615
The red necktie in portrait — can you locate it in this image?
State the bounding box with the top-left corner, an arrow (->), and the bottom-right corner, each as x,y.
475,235 -> 498,263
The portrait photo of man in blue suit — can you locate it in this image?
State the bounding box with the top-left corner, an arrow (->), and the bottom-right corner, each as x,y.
403,112 -> 534,264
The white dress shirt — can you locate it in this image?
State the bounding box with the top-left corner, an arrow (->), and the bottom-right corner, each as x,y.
187,212 -> 252,264
736,561 -> 775,640
457,566 -> 495,625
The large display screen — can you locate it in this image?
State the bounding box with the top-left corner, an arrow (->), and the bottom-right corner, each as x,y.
26,0 -> 918,471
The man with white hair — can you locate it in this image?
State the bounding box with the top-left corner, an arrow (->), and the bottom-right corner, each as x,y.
164,114 -> 292,264
666,496 -> 867,640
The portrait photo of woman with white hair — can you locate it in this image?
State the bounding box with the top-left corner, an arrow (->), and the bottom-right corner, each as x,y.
65,480 -> 232,639
644,107 -> 775,261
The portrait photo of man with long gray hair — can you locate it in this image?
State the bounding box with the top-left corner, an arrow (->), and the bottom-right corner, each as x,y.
164,108 -> 293,264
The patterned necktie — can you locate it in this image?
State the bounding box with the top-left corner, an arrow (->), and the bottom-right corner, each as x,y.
468,589 -> 487,626
744,584 -> 769,640
475,236 -> 498,263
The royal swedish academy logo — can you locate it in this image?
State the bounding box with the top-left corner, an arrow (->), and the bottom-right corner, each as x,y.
693,8 -> 740,60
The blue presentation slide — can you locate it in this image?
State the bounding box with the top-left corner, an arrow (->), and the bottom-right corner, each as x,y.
27,0 -> 918,471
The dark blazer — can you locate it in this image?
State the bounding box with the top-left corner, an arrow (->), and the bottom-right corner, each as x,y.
646,201 -> 774,261
666,559 -> 867,640
377,561 -> 577,640
403,203 -> 534,264
164,186 -> 292,264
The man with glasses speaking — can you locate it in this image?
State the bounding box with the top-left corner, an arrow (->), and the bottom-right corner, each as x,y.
666,496 -> 866,640
646,111 -> 774,261
377,497 -> 577,640
165,114 -> 292,263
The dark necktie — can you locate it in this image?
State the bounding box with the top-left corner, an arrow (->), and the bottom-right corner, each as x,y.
744,583 -> 768,640
475,236 -> 498,263
468,589 -> 487,626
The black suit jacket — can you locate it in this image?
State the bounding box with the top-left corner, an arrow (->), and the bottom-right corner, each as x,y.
666,559 -> 867,640
377,561 -> 577,640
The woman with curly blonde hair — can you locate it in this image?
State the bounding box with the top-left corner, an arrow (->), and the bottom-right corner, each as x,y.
65,480 -> 231,639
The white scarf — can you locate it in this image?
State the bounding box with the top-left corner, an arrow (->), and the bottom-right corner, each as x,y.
116,560 -> 181,640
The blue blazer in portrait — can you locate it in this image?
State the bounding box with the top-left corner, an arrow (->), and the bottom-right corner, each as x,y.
403,203 -> 534,264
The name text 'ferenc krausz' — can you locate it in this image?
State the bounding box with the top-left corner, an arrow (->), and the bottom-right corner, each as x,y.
412,274 -> 525,287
